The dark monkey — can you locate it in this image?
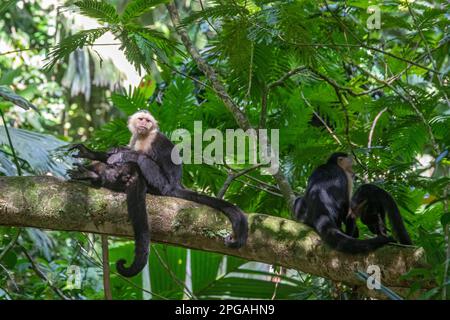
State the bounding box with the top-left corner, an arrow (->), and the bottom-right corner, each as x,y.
351,184 -> 412,245
294,153 -> 394,253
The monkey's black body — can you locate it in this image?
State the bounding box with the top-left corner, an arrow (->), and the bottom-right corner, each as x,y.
293,153 -> 393,254
68,159 -> 150,277
351,184 -> 412,245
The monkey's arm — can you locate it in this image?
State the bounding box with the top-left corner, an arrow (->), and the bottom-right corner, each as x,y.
69,144 -> 109,163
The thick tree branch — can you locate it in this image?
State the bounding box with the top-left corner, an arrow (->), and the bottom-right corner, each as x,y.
0,176 -> 431,294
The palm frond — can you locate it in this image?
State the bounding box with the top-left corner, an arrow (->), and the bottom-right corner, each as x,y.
121,0 -> 170,23
0,85 -> 38,111
0,127 -> 73,177
74,0 -> 119,24
44,27 -> 110,70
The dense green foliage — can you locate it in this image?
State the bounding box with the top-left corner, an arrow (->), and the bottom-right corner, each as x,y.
0,0 -> 449,300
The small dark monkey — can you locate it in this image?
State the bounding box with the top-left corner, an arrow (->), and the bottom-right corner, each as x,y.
294,153 -> 394,253
351,184 -> 412,245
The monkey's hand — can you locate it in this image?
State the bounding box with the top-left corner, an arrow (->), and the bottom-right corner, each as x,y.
68,144 -> 94,159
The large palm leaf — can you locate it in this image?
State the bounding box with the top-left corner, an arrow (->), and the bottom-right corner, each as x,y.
0,126 -> 73,177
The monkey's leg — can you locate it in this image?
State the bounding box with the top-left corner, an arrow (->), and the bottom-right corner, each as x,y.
68,164 -> 101,182
69,144 -> 109,162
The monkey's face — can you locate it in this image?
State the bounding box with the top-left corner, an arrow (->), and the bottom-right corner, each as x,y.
128,112 -> 158,136
337,156 -> 353,173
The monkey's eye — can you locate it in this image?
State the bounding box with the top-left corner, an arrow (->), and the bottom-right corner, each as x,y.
138,118 -> 143,121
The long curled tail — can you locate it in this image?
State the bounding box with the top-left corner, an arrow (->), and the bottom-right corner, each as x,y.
116,170 -> 150,277
316,219 -> 393,254
384,194 -> 412,245
173,188 -> 248,248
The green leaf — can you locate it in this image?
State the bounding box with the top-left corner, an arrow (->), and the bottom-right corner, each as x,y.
44,27 -> 110,70
0,127 -> 73,177
1,251 -> 17,268
121,0 -> 170,23
0,0 -> 17,14
441,212 -> 450,227
74,0 -> 120,24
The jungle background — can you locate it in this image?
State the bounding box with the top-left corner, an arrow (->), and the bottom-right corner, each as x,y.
0,0 -> 449,300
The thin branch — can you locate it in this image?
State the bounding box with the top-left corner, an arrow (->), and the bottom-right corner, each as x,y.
0,110 -> 22,176
78,244 -> 168,300
0,229 -> 21,262
268,67 -> 309,90
260,66 -> 308,128
153,246 -> 196,300
300,91 -> 342,145
322,0 -> 441,75
199,0 -> 219,34
407,3 -> 450,108
368,107 -> 388,149
0,43 -> 122,56
21,247 -> 70,300
352,63 -> 440,156
101,235 -> 112,300
217,164 -> 263,199
0,263 -> 19,292
309,68 -> 388,97
222,163 -> 281,193
443,184 -> 449,300
234,177 -> 284,198
245,42 -> 254,102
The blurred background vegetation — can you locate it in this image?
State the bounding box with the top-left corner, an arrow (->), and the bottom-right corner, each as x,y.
0,0 -> 449,300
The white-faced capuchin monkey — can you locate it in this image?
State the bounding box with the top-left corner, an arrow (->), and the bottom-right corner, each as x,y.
69,110 -> 248,277
293,152 -> 394,254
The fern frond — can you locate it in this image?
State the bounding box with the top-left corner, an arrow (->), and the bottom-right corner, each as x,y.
181,4 -> 247,26
111,87 -> 148,115
121,0 -> 169,23
44,27 -> 110,70
119,27 -> 183,73
74,0 -> 119,24
0,0 -> 17,14
119,31 -> 148,75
